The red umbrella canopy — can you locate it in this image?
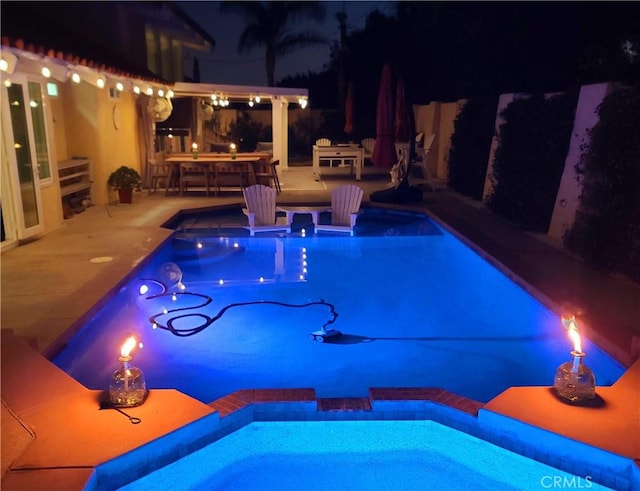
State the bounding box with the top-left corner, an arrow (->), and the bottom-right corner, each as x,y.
395,76 -> 411,142
344,81 -> 354,135
372,65 -> 397,168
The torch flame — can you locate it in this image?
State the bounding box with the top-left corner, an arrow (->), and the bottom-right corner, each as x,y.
120,335 -> 138,358
562,315 -> 582,353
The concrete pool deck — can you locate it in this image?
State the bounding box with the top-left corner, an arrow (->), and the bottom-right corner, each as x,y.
2,166 -> 639,490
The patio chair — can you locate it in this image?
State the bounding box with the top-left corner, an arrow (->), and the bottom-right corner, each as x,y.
148,160 -> 171,194
361,138 -> 375,164
242,184 -> 290,236
410,133 -> 436,191
315,138 -> 331,146
179,162 -> 211,196
213,161 -> 251,196
253,159 -> 281,193
314,184 -> 364,236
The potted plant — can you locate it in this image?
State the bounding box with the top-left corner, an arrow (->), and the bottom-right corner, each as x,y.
108,165 -> 142,204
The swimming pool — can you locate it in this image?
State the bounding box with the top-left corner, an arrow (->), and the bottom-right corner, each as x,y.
118,420 -> 611,491
52,209 -> 624,404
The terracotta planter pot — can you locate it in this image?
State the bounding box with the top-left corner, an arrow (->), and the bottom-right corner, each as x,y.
118,188 -> 133,204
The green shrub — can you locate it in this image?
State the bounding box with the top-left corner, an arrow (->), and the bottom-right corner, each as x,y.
487,92 -> 577,231
227,111 -> 265,152
447,96 -> 498,200
564,84 -> 640,282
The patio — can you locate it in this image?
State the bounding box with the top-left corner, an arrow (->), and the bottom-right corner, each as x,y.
1,168 -> 639,490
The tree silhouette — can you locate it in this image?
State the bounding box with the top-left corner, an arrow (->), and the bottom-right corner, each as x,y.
219,1 -> 327,86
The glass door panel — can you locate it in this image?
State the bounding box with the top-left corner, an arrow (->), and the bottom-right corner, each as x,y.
28,81 -> 51,180
3,79 -> 44,238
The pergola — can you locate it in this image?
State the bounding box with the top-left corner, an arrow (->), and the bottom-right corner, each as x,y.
172,82 -> 309,168
1,46 -> 309,169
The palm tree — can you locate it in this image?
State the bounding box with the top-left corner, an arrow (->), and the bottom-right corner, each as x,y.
219,1 -> 327,86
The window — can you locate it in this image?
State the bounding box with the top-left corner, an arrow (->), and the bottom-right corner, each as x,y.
27,81 -> 51,181
46,82 -> 58,97
145,27 -> 158,74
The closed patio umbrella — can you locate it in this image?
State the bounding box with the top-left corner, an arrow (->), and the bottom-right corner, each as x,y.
371,65 -> 397,168
370,68 -> 422,204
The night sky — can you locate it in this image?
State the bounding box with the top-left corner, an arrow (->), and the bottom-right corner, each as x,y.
178,1 -> 390,85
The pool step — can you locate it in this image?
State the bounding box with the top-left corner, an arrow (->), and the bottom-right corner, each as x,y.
208,387 -> 483,417
317,397 -> 372,411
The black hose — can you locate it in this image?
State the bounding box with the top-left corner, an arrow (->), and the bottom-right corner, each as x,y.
146,291 -> 338,337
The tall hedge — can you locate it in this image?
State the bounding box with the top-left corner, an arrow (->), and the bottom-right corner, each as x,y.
487,92 -> 577,231
564,84 -> 640,282
447,96 -> 498,200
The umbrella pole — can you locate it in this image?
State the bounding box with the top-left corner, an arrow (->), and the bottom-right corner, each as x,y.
398,103 -> 417,189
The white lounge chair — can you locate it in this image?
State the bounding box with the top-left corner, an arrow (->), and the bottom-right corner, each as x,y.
315,138 -> 336,167
411,133 -> 436,191
314,184 -> 364,236
242,184 -> 289,236
361,138 -> 375,164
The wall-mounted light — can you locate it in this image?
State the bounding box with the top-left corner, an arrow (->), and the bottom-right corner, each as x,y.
0,51 -> 18,74
115,81 -> 124,92
44,62 -> 69,83
70,72 -> 81,84
133,85 -> 141,95
298,97 -> 308,109
145,86 -> 154,96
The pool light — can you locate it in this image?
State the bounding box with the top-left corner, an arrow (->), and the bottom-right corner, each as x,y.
553,315 -> 596,404
109,335 -> 147,407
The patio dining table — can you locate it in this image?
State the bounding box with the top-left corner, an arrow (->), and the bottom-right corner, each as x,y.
164,152 -> 271,196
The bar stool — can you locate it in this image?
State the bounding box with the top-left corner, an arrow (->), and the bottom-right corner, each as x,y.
253,159 -> 281,193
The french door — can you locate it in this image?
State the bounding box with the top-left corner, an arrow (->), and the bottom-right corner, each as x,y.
1,75 -> 46,243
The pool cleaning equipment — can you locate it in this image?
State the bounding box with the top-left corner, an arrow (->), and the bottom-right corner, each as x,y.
309,328 -> 342,342
144,281 -> 339,341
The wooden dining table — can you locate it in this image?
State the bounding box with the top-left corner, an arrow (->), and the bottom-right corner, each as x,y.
164,152 -> 271,196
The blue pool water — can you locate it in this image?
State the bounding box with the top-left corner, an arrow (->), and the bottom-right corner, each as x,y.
119,420 -> 612,491
53,210 -> 624,403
